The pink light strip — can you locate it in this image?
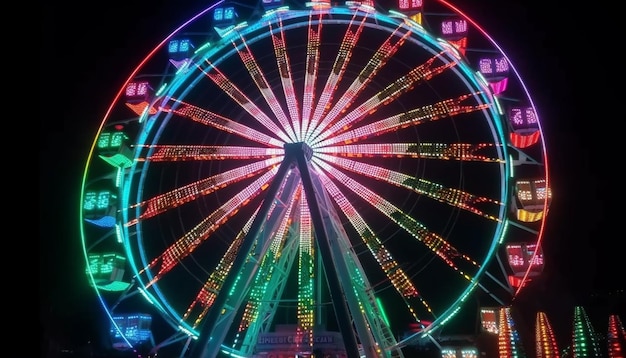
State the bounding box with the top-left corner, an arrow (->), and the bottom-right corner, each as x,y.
127,157 -> 282,225
307,11 -> 369,137
300,13 -> 323,141
270,18 -> 301,141
316,153 -> 502,221
141,167 -> 279,287
165,100 -> 284,148
311,55 -> 456,146
314,93 -> 488,148
141,145 -> 284,161
314,159 -> 474,274
234,34 -> 297,142
308,24 -> 413,142
316,142 -> 502,162
199,60 -> 292,143
315,170 -> 432,322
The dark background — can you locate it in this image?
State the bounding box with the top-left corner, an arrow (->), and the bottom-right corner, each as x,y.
41,0 -> 623,356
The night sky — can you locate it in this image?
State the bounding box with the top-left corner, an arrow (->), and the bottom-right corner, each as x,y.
41,0 -> 624,356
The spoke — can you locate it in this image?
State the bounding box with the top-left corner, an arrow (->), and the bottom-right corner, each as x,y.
300,12 -> 323,141
306,11 -> 370,138
307,24 -> 413,143
269,17 -> 301,141
314,93 -> 489,148
138,167 -> 279,287
227,173 -> 304,353
233,33 -> 298,142
136,145 -> 284,162
239,185 -> 300,332
311,54 -> 455,146
198,60 -> 293,143
316,142 -> 504,162
313,159 -> 479,277
163,100 -> 285,148
296,192 -> 315,340
126,157 -> 282,226
316,153 -> 503,221
316,170 -> 434,323
183,212 -> 258,329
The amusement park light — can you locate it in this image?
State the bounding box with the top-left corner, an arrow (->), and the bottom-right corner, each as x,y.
607,314 -> 626,357
514,179 -> 552,222
478,56 -> 509,77
83,183 -> 119,227
168,38 -> 193,59
505,242 -> 544,288
168,38 -> 194,69
395,0 -> 423,23
440,17 -> 468,55
535,311 -> 560,358
97,130 -> 128,152
480,307 -> 499,334
125,81 -> 156,116
86,253 -> 129,291
498,307 -> 527,357
508,105 -> 539,141
478,55 -> 509,94
398,0 -> 423,11
96,130 -> 133,168
571,306 -> 603,357
125,81 -> 151,103
110,314 -> 153,350
83,189 -> 113,211
212,5 -> 237,27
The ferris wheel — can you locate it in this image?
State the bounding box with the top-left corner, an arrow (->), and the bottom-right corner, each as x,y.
80,0 -> 551,357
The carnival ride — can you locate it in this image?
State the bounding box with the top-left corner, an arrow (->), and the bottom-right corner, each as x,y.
79,0 -> 551,356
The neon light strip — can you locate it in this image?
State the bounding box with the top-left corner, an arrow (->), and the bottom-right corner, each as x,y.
127,157 -> 282,225
314,93 -> 488,148
140,167 -> 279,287
316,142 -> 502,162
140,145 -> 284,161
311,54 -> 455,146
308,24 -> 413,142
307,11 -> 369,138
199,60 -> 292,143
314,159 -> 475,276
315,169 -> 432,323
300,13 -> 323,141
166,100 -> 284,148
269,18 -> 301,141
234,34 -> 297,142
535,312 -> 559,357
316,152 -> 502,221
